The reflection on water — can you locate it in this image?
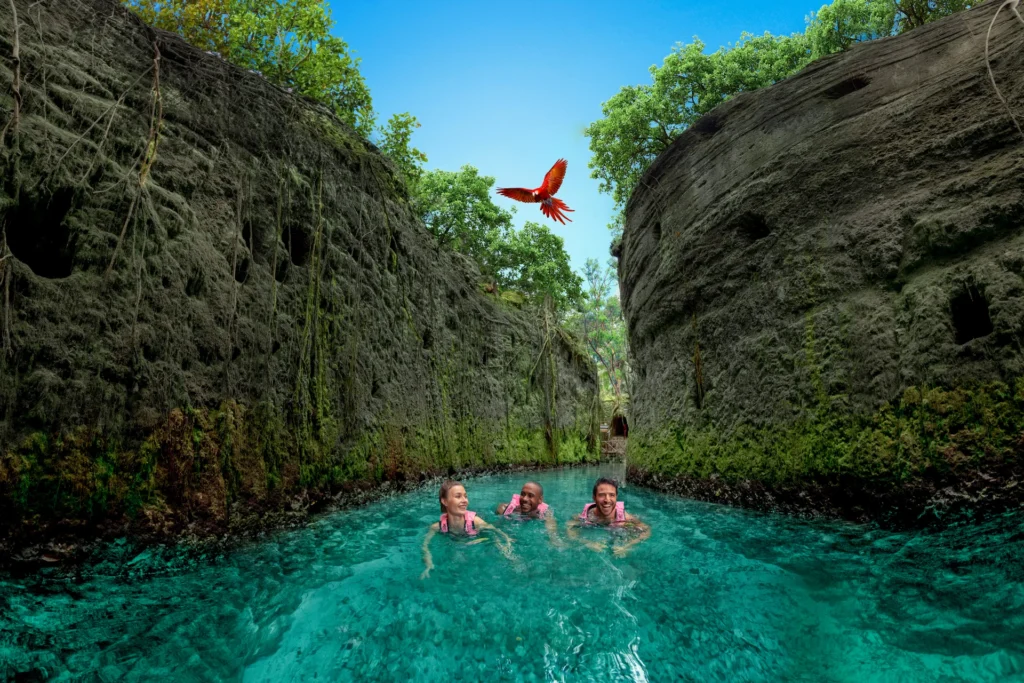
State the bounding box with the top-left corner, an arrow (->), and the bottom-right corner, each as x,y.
2,463 -> 1023,682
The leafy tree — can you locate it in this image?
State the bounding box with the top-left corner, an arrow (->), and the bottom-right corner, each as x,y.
889,0 -> 975,32
122,0 -> 375,135
569,258 -> 629,406
805,0 -> 895,57
375,112 -> 428,191
415,165 -> 513,278
495,222 -> 583,311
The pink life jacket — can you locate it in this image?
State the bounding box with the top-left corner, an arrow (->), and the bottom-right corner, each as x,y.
440,510 -> 478,536
580,501 -> 625,525
503,494 -> 549,518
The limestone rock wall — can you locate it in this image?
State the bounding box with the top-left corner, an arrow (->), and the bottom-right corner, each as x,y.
620,2 -> 1024,522
0,0 -> 599,540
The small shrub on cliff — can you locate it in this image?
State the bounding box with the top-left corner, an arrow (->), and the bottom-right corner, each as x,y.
122,0 -> 374,135
120,0 -> 427,180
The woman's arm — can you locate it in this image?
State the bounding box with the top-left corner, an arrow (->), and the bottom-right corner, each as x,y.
420,523 -> 439,579
475,517 -> 515,559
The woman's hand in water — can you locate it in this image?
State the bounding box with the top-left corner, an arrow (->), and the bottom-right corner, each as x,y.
612,545 -> 630,558
585,540 -> 607,553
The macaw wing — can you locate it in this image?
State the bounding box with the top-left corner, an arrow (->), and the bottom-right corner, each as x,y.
496,187 -> 538,203
540,159 -> 568,197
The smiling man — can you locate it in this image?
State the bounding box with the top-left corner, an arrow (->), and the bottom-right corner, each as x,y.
497,481 -> 562,546
567,478 -> 650,557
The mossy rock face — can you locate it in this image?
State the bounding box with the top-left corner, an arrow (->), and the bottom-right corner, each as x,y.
619,2 -> 1024,524
0,0 -> 599,543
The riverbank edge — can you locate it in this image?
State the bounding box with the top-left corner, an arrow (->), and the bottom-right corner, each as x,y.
0,456 -> 609,572
625,382 -> 1024,528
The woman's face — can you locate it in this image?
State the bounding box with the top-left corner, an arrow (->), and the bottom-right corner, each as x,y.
442,485 -> 468,514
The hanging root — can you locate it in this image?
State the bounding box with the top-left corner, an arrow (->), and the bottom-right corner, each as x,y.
1,0 -> 21,355
985,0 -> 1024,141
106,40 -> 162,279
1,0 -> 20,155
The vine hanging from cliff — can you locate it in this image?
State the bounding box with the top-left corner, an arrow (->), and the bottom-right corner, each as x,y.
106,39 -> 163,279
985,0 -> 1024,141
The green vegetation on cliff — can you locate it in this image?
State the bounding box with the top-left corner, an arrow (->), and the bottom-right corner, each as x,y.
631,382 -> 1024,491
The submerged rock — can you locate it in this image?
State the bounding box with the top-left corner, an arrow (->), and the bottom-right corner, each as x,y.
0,0 -> 599,554
620,2 -> 1024,525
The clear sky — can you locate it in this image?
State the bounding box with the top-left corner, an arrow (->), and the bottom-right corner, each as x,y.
332,0 -> 817,275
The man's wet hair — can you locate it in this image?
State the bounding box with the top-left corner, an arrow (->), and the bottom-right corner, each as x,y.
524,481 -> 543,496
592,477 -> 618,497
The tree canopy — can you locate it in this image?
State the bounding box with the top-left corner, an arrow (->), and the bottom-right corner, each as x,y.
415,167 -> 581,310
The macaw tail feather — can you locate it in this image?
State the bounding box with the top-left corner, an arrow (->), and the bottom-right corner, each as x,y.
542,197 -> 574,224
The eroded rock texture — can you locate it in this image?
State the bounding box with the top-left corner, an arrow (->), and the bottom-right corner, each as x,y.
0,0 -> 598,544
621,2 -> 1024,523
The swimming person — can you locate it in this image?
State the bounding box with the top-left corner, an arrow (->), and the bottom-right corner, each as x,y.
566,477 -> 650,556
496,481 -> 562,546
421,480 -> 513,578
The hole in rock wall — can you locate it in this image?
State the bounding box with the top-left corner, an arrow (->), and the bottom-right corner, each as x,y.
610,415 -> 628,437
185,270 -> 205,297
734,212 -> 771,242
823,76 -> 870,100
691,114 -> 723,135
951,284 -> 994,344
234,255 -> 250,284
3,187 -> 78,278
274,252 -> 290,283
285,222 -> 313,267
652,222 -> 662,242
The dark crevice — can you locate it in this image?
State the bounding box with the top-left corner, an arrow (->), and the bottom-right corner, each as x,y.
951,284 -> 994,344
285,222 -> 312,267
691,114 -> 723,136
652,222 -> 662,242
185,270 -> 204,297
234,255 -> 250,284
823,76 -> 870,100
734,212 -> 771,242
4,187 -> 78,278
274,252 -> 289,283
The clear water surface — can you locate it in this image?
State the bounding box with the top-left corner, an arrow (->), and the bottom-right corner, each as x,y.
2,464 -> 1023,682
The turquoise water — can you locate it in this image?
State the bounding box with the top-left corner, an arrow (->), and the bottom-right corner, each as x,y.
2,464 -> 1023,682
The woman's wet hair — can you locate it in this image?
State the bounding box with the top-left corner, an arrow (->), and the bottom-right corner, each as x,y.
439,480 -> 464,512
592,477 -> 618,497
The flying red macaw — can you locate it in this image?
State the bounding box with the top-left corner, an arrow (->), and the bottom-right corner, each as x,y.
495,159 -> 574,225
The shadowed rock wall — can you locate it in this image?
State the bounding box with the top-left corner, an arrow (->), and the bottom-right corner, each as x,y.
0,0 -> 599,545
620,2 -> 1024,524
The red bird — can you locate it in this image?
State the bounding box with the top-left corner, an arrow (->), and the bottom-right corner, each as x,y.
496,159 -> 574,224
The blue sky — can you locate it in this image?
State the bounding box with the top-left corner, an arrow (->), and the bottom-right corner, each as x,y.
333,0 -> 818,275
